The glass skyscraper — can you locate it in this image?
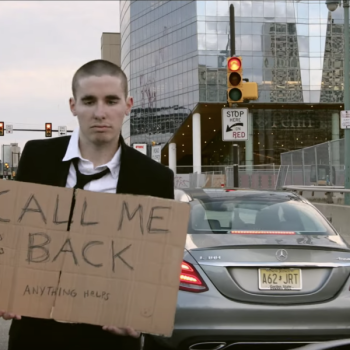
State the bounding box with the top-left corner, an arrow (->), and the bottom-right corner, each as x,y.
120,0 -> 346,165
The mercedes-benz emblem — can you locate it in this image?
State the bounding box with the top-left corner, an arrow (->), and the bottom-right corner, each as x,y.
276,249 -> 288,261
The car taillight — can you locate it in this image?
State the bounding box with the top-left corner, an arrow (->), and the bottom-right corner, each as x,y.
180,261 -> 208,293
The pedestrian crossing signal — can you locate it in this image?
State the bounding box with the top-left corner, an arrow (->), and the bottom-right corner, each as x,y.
45,123 -> 52,137
0,122 -> 4,136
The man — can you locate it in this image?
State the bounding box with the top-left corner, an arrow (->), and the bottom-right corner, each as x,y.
1,59 -> 174,350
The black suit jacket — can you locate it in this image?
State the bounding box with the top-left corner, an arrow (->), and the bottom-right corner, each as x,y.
9,135 -> 174,350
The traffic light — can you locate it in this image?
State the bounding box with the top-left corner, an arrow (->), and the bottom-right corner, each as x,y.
227,56 -> 258,105
45,123 -> 52,137
0,122 -> 4,136
227,57 -> 243,103
4,163 -> 9,169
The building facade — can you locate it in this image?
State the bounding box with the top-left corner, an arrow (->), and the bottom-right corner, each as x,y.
101,32 -> 121,67
120,0 -> 347,166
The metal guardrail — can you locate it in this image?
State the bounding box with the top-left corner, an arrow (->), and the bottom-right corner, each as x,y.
283,185 -> 350,204
283,185 -> 350,193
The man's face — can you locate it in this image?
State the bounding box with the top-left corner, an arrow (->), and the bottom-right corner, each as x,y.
69,75 -> 133,146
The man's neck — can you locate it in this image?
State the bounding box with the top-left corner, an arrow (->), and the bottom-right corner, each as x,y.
79,137 -> 120,168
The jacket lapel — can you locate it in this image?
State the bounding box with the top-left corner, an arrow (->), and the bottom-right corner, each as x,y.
55,161 -> 71,188
116,135 -> 133,194
49,136 -> 72,188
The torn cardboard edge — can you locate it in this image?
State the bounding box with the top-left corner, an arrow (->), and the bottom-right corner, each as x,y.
0,181 -> 190,336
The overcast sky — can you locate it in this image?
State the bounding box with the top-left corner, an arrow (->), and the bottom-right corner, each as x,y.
0,1 -> 120,153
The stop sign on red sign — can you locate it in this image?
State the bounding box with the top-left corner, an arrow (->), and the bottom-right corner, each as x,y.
221,108 -> 249,142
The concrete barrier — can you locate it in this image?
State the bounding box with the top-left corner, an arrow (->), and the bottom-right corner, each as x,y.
297,191 -> 344,205
313,203 -> 350,244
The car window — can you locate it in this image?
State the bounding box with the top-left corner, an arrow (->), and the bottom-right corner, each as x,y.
188,198 -> 335,235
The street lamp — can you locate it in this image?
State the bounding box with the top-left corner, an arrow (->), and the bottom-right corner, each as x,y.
326,0 -> 350,204
326,0 -> 340,11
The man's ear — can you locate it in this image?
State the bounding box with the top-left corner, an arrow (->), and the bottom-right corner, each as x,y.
69,97 -> 77,116
125,96 -> 133,115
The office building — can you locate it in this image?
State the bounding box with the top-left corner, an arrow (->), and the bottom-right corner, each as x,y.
101,32 -> 121,67
120,0 -> 346,167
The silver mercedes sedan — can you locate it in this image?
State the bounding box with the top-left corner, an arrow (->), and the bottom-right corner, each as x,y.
146,189 -> 350,350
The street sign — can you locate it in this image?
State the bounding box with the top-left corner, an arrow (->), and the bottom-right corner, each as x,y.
58,125 -> 67,136
341,110 -> 350,129
133,143 -> 147,155
151,145 -> 161,162
222,107 -> 248,141
6,125 -> 13,134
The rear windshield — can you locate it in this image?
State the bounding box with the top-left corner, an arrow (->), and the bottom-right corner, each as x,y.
188,198 -> 335,235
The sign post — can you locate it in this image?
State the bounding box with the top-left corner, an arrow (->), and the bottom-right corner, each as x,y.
233,144 -> 239,187
222,108 -> 249,142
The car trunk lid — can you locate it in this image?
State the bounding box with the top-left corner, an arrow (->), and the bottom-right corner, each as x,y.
186,234 -> 350,304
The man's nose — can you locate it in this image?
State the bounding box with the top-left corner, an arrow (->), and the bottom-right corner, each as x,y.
93,102 -> 106,118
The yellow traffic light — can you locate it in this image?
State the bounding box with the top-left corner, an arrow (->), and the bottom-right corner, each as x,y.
45,123 -> 52,137
0,122 -> 4,136
227,56 -> 259,104
227,57 -> 243,103
4,163 -> 9,169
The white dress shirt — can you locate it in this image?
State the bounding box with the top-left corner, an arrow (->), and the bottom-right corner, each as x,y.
62,128 -> 121,193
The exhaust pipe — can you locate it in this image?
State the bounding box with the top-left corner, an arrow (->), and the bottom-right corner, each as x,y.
189,342 -> 227,350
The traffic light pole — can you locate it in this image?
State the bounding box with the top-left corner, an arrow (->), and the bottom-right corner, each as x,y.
233,144 -> 239,187
230,4 -> 239,187
230,4 -> 235,56
343,0 -> 350,204
5,129 -> 73,132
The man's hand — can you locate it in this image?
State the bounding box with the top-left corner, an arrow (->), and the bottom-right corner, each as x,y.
0,311 -> 21,320
102,326 -> 140,338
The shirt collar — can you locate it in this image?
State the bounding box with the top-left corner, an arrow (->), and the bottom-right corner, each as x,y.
62,127 -> 121,179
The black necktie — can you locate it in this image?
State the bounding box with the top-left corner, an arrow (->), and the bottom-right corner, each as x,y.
72,158 -> 110,190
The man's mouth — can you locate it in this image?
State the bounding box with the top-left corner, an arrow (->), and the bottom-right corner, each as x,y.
92,125 -> 110,130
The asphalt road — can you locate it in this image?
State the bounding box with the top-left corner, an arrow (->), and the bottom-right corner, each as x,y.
0,319 -> 9,350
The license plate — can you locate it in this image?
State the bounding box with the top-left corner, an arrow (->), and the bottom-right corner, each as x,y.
258,268 -> 302,290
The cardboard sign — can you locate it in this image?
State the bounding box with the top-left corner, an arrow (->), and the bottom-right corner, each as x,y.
0,180 -> 190,336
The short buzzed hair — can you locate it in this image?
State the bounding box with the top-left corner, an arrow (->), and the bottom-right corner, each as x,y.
72,59 -> 128,98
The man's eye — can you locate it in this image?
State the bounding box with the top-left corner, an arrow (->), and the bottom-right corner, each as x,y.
83,101 -> 94,105
107,100 -> 117,105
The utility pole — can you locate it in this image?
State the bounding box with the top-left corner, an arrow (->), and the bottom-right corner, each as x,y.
343,0 -> 350,204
